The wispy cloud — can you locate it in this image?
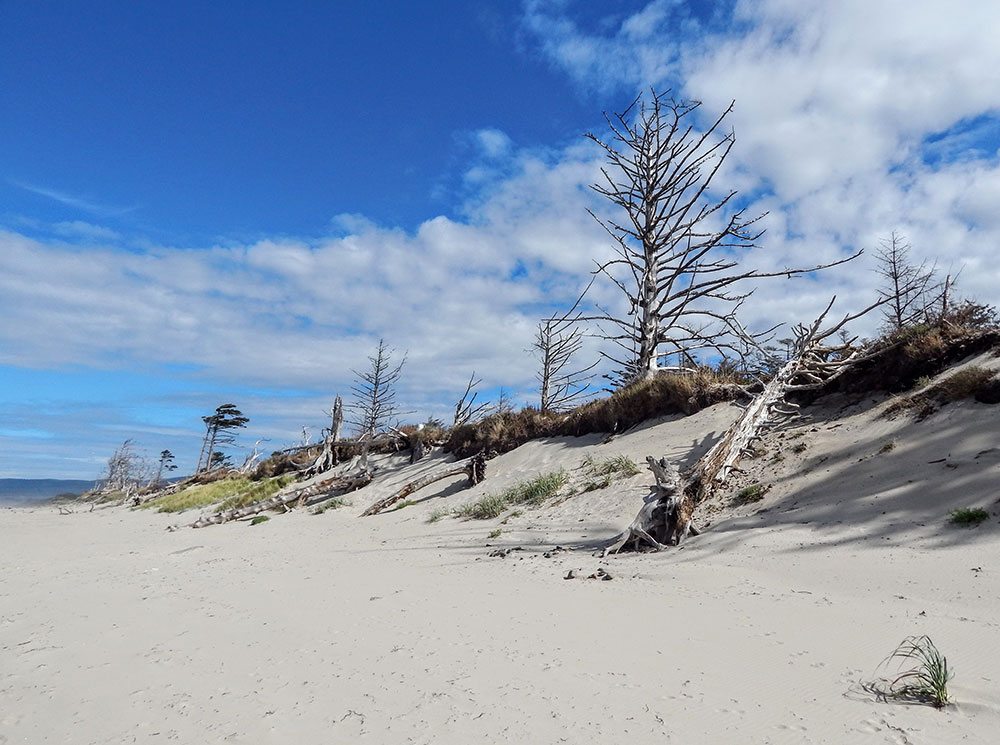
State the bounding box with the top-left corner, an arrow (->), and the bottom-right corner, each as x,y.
9,180 -> 139,218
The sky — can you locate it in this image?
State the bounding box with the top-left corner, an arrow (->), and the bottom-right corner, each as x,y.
2,0 -> 999,479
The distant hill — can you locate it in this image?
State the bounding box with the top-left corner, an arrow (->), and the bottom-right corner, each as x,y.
0,478 -> 97,504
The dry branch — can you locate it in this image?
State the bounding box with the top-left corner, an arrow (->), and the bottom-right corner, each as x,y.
361,453 -> 487,516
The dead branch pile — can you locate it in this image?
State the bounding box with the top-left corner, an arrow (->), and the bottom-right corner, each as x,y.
361,453 -> 487,516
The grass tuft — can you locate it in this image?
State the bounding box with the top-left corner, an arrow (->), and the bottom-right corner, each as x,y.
312,497 -> 351,515
579,454 -> 641,491
734,483 -> 767,504
391,499 -> 418,511
949,507 -> 990,526
249,515 -> 270,526
487,528 -> 502,539
426,507 -> 450,523
144,478 -> 251,513
863,635 -> 953,708
216,474 -> 296,512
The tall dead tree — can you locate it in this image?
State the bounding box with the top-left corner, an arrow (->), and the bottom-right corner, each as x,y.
605,295 -> 884,554
583,89 -> 859,384
306,395 -> 345,475
349,339 -> 406,439
533,316 -> 597,412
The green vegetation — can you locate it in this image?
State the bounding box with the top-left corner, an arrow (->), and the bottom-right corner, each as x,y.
734,483 -> 767,504
487,528 -> 502,539
579,454 -> 641,492
878,440 -> 896,454
312,497 -> 351,515
949,507 -> 990,526
434,471 -> 569,522
864,636 -> 953,708
249,515 -> 269,526
141,474 -> 296,514
792,442 -> 807,454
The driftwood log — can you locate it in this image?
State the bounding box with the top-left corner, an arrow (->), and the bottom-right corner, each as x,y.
361,453 -> 487,516
189,471 -> 372,528
605,296 -> 885,554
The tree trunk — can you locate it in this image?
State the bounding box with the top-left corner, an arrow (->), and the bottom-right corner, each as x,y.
361,453 -> 487,516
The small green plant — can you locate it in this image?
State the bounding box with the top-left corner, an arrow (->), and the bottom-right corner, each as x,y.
912,375 -> 932,390
249,515 -> 270,526
949,507 -> 990,526
863,635 -> 953,708
878,440 -> 896,454
487,528 -> 502,539
391,499 -> 417,511
312,497 -> 350,515
734,483 -> 767,504
427,508 -> 451,523
454,493 -> 509,520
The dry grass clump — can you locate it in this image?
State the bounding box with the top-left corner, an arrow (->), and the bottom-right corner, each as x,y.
863,636 -> 953,708
446,368 -> 745,458
884,365 -> 998,419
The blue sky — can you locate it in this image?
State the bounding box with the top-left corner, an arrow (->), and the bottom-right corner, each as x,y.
3,0 -> 1000,478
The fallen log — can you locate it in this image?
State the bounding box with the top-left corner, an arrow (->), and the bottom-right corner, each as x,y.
189,471 -> 372,528
361,453 -> 487,516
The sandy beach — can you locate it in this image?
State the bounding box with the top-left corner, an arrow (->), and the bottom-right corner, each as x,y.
3,390 -> 1000,744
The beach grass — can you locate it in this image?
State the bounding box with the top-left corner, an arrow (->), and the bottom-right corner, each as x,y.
864,635 -> 953,708
949,507 -> 990,526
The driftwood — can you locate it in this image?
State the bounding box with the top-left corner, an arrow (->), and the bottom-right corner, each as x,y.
606,295 -> 885,554
361,453 -> 487,516
189,471 -> 372,528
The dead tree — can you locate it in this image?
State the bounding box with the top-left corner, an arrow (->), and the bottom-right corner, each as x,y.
305,395 -> 345,475
534,317 -> 596,412
605,296 -> 884,554
582,89 -> 860,384
349,340 -> 406,439
453,372 -> 491,427
361,453 -> 487,516
875,232 -> 938,331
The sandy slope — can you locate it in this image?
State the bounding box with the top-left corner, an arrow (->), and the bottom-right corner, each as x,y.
3,362 -> 1000,744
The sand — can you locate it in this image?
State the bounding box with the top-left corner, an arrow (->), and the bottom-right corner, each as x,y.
3,368 -> 1000,743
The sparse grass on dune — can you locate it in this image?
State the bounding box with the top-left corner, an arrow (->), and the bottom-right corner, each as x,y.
443,471 -> 569,521
884,365 -> 999,419
579,454 -> 641,492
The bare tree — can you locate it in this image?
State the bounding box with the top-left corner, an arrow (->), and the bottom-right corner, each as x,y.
582,89 -> 859,384
494,387 -> 516,416
100,439 -> 148,501
533,317 -> 596,412
349,339 -> 406,439
453,372 -> 491,427
874,232 -> 938,331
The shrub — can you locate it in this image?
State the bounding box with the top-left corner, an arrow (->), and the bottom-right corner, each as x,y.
949,507 -> 990,526
864,636 -> 953,708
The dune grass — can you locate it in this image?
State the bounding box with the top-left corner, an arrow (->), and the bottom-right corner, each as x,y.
142,475 -> 295,514
885,365 -> 999,419
448,471 -> 569,521
734,483 -> 767,504
864,636 -> 953,708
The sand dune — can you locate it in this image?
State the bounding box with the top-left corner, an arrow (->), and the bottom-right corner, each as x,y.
3,360 -> 999,744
